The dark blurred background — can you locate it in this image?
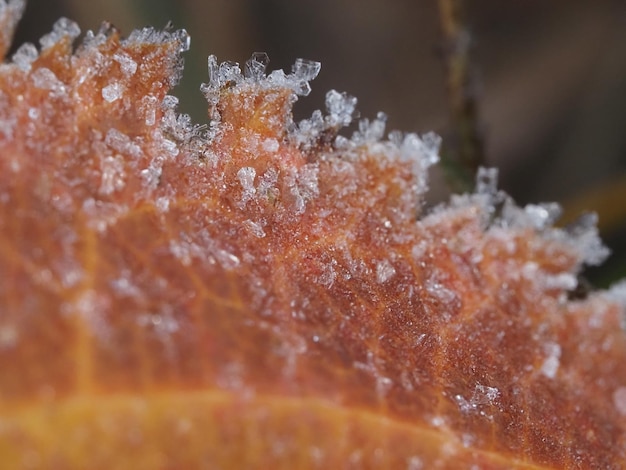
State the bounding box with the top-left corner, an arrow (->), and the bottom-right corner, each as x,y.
12,0 -> 626,287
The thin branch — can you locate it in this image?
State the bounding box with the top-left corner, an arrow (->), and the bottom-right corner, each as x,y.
437,0 -> 485,191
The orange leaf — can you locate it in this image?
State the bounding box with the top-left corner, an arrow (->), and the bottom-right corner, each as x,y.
0,3 -> 625,468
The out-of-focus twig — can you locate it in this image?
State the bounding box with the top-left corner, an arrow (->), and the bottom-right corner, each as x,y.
437,0 -> 485,191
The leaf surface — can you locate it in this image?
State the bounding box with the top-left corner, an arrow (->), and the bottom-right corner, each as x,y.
0,3 -> 625,468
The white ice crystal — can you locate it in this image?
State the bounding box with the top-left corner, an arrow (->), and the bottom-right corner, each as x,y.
102,82 -> 124,103
11,42 -> 37,72
39,17 -> 80,50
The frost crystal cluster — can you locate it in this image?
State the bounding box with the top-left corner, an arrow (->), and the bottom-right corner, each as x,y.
0,1 -> 625,468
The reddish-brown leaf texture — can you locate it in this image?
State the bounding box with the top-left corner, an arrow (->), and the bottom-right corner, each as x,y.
0,2 -> 625,468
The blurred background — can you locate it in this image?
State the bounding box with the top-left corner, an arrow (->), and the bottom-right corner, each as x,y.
11,0 -> 626,287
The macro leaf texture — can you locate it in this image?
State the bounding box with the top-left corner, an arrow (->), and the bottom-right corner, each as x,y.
0,1 -> 625,468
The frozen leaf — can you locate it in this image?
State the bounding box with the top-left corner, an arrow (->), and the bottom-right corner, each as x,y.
0,5 -> 625,470
0,0 -> 25,59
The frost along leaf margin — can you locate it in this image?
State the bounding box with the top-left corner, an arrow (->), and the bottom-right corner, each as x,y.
0,2 -> 625,469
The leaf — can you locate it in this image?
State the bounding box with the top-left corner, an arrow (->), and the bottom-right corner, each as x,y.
0,3 -> 625,468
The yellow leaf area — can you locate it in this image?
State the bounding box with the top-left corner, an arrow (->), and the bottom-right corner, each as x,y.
0,3 -> 625,469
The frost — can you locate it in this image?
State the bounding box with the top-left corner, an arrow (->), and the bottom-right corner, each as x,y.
521,262 -> 577,291
27,107 -> 39,120
140,95 -> 158,126
352,112 -> 387,144
290,58 -> 321,96
169,235 -> 202,267
102,82 -> 124,103
110,274 -> 141,298
105,128 -> 141,158
243,219 -> 266,238
522,203 -> 562,230
171,28 -> 191,53
0,0 -> 25,23
354,351 -> 393,398
613,387 -> 626,416
202,53 -> 323,111
81,198 -> 128,232
155,196 -> 170,213
257,168 -> 279,201
431,416 -> 445,428
262,138 -> 279,153
113,51 -> 138,76
122,27 -> 188,86
318,261 -> 337,288
540,342 -> 561,379
424,277 -> 458,310
244,52 -> 269,80
475,167 -> 499,196
219,60 -> 243,85
237,166 -> 256,205
286,164 -> 319,214
71,289 -> 110,339
455,383 -> 501,414
0,17 -> 624,463
11,42 -> 37,71
399,132 -> 441,194
563,212 -> 610,266
39,17 -> 80,50
170,233 -> 240,270
31,67 -> 66,96
376,259 -> 396,283
325,89 -> 357,128
137,312 -> 179,334
292,58 -> 322,81
125,26 -> 189,53
99,155 -> 126,195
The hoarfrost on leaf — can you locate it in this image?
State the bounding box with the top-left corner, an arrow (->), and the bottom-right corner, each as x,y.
31,67 -> 66,95
523,203 -> 562,230
325,89 -> 357,128
564,212 -> 610,266
219,60 -> 243,86
540,342 -> 561,379
475,166 -> 499,196
113,51 -> 138,76
39,17 -> 80,50
291,58 -> 321,96
376,259 -> 396,283
243,219 -> 266,238
237,166 -> 256,205
105,128 -> 141,158
102,82 -> 124,103
455,384 -> 500,415
171,28 -> 191,53
11,42 -> 37,71
353,112 -> 387,144
262,138 -> 279,153
99,155 -> 126,195
0,16 -> 624,464
613,387 -> 626,416
292,58 -> 321,81
399,133 -> 441,195
244,52 -> 269,80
